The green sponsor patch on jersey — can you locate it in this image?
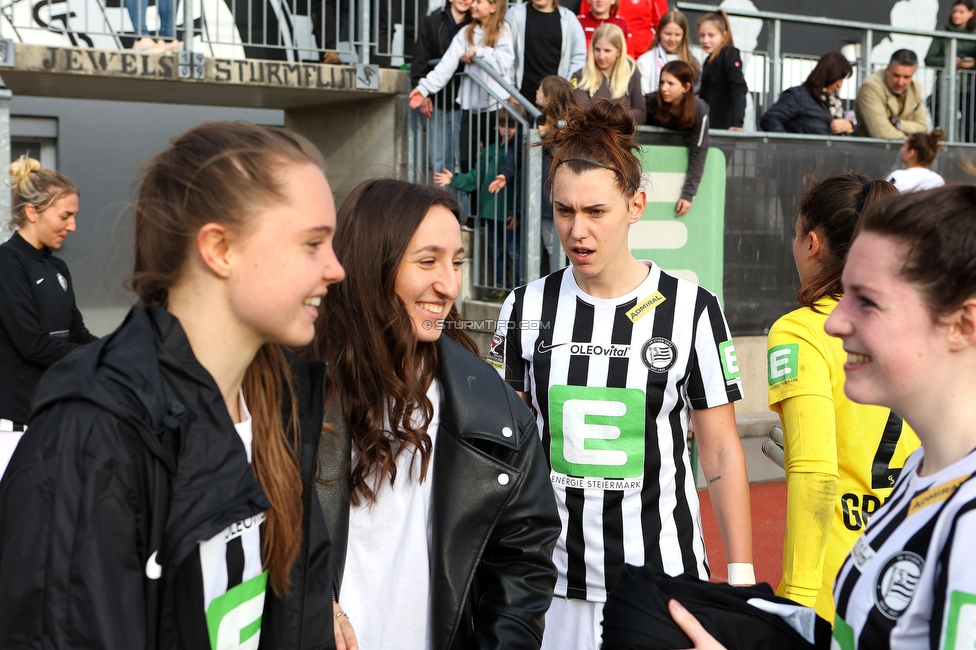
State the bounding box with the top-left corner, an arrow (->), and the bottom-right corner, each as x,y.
943,590 -> 976,649
832,615 -> 855,650
206,570 -> 268,650
768,343 -> 799,386
719,341 -> 740,380
549,385 -> 645,479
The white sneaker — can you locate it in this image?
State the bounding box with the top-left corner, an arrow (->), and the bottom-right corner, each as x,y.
132,37 -> 157,51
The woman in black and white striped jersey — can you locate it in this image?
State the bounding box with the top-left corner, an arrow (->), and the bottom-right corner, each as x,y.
670,185 -> 976,649
492,98 -> 754,650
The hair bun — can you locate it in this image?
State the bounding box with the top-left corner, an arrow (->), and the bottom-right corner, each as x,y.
8,155 -> 40,186
575,98 -> 636,137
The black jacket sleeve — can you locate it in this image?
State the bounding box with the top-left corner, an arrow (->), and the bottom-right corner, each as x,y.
758,88 -> 795,132
925,31 -> 946,67
723,46 -> 747,128
0,403 -> 148,649
0,252 -> 90,368
681,99 -> 710,202
411,13 -> 439,84
62,266 -> 97,345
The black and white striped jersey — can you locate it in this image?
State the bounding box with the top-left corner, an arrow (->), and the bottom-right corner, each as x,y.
493,262 -> 743,602
832,448 -> 976,650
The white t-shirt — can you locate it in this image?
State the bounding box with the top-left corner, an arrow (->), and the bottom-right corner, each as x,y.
199,392 -> 268,650
887,167 -> 945,193
341,379 -> 444,650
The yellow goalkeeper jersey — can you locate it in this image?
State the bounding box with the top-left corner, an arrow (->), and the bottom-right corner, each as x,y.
767,298 -> 919,624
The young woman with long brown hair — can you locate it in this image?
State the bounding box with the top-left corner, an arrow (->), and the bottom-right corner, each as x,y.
311,179 -> 560,650
0,122 -> 345,649
495,99 -> 753,649
645,59 -> 710,216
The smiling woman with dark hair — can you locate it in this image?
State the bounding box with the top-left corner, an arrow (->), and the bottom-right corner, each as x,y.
760,52 -> 855,135
309,178 -> 560,650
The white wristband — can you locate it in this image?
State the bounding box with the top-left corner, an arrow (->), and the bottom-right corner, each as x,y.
727,563 -> 755,585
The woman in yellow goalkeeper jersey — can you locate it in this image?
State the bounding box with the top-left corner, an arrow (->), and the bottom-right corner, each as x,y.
766,172 -> 920,624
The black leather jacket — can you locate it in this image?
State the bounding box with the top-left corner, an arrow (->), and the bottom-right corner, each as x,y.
317,334 -> 560,650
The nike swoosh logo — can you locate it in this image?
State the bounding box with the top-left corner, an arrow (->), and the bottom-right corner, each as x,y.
35,278 -> 44,285
536,340 -> 567,354
146,550 -> 162,580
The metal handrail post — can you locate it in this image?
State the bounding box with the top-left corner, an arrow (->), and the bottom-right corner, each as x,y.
359,0 -> 370,64
947,38 -> 958,142
470,54 -> 543,121
769,19 -> 781,102
860,28 -> 872,85
0,77 -> 10,230
182,0 -> 193,51
522,127 -> 542,284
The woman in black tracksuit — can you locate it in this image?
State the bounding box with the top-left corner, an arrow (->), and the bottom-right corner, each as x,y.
0,123 -> 347,649
0,157 -> 95,431
696,9 -> 747,130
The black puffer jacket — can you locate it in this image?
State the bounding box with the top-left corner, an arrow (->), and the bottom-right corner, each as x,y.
759,85 -> 834,134
317,333 -> 561,650
0,306 -> 334,650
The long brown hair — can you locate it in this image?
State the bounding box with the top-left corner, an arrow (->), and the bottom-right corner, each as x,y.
539,74 -> 576,130
652,10 -> 698,80
466,0 -> 507,48
655,60 -> 697,129
795,172 -> 897,310
802,52 -> 853,97
546,98 -> 642,196
130,122 -> 325,597
698,10 -> 734,65
309,179 -> 477,506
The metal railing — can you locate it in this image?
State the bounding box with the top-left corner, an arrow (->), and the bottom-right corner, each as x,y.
407,54 -> 545,299
678,2 -> 976,143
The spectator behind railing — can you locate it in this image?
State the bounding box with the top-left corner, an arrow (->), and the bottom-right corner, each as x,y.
854,49 -> 928,139
506,0 -> 587,108
572,23 -> 645,124
697,10 -> 747,130
887,129 -> 947,192
759,52 -> 856,135
578,0 -> 668,57
410,0 -> 515,178
577,0 -> 633,54
645,60 -> 709,217
412,0 -> 473,175
637,10 -> 699,96
925,1 -> 976,141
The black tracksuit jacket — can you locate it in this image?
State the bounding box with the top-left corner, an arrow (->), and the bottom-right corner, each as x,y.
0,232 -> 96,424
0,305 -> 335,649
411,8 -> 470,107
698,45 -> 747,130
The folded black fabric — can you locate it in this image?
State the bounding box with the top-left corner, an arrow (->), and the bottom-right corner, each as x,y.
601,565 -> 832,650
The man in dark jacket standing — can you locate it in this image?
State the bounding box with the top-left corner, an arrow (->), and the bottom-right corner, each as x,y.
412,0 -> 471,175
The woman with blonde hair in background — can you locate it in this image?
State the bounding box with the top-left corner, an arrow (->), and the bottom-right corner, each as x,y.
0,122 -> 347,649
572,22 -> 645,123
0,157 -> 95,475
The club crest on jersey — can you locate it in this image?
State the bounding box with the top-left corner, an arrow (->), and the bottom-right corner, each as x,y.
56,273 -> 67,292
487,334 -> 505,371
641,337 -> 677,373
874,551 -> 924,619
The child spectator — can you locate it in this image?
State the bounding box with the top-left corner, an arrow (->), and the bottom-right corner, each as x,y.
434,106 -> 526,290
646,60 -> 709,216
411,0 -> 472,176
697,10 -> 747,130
577,0 -> 632,54
887,129 -> 947,192
578,0 -> 667,57
409,0 -> 515,179
491,76 -> 578,273
572,23 -> 645,123
637,9 -> 699,96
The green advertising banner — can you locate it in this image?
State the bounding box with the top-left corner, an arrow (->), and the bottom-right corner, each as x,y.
631,145 -> 727,306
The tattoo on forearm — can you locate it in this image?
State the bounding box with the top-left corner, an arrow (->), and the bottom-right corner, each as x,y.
709,475 -> 722,484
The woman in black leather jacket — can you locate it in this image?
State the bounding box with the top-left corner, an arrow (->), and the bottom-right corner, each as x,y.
309,179 -> 560,650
